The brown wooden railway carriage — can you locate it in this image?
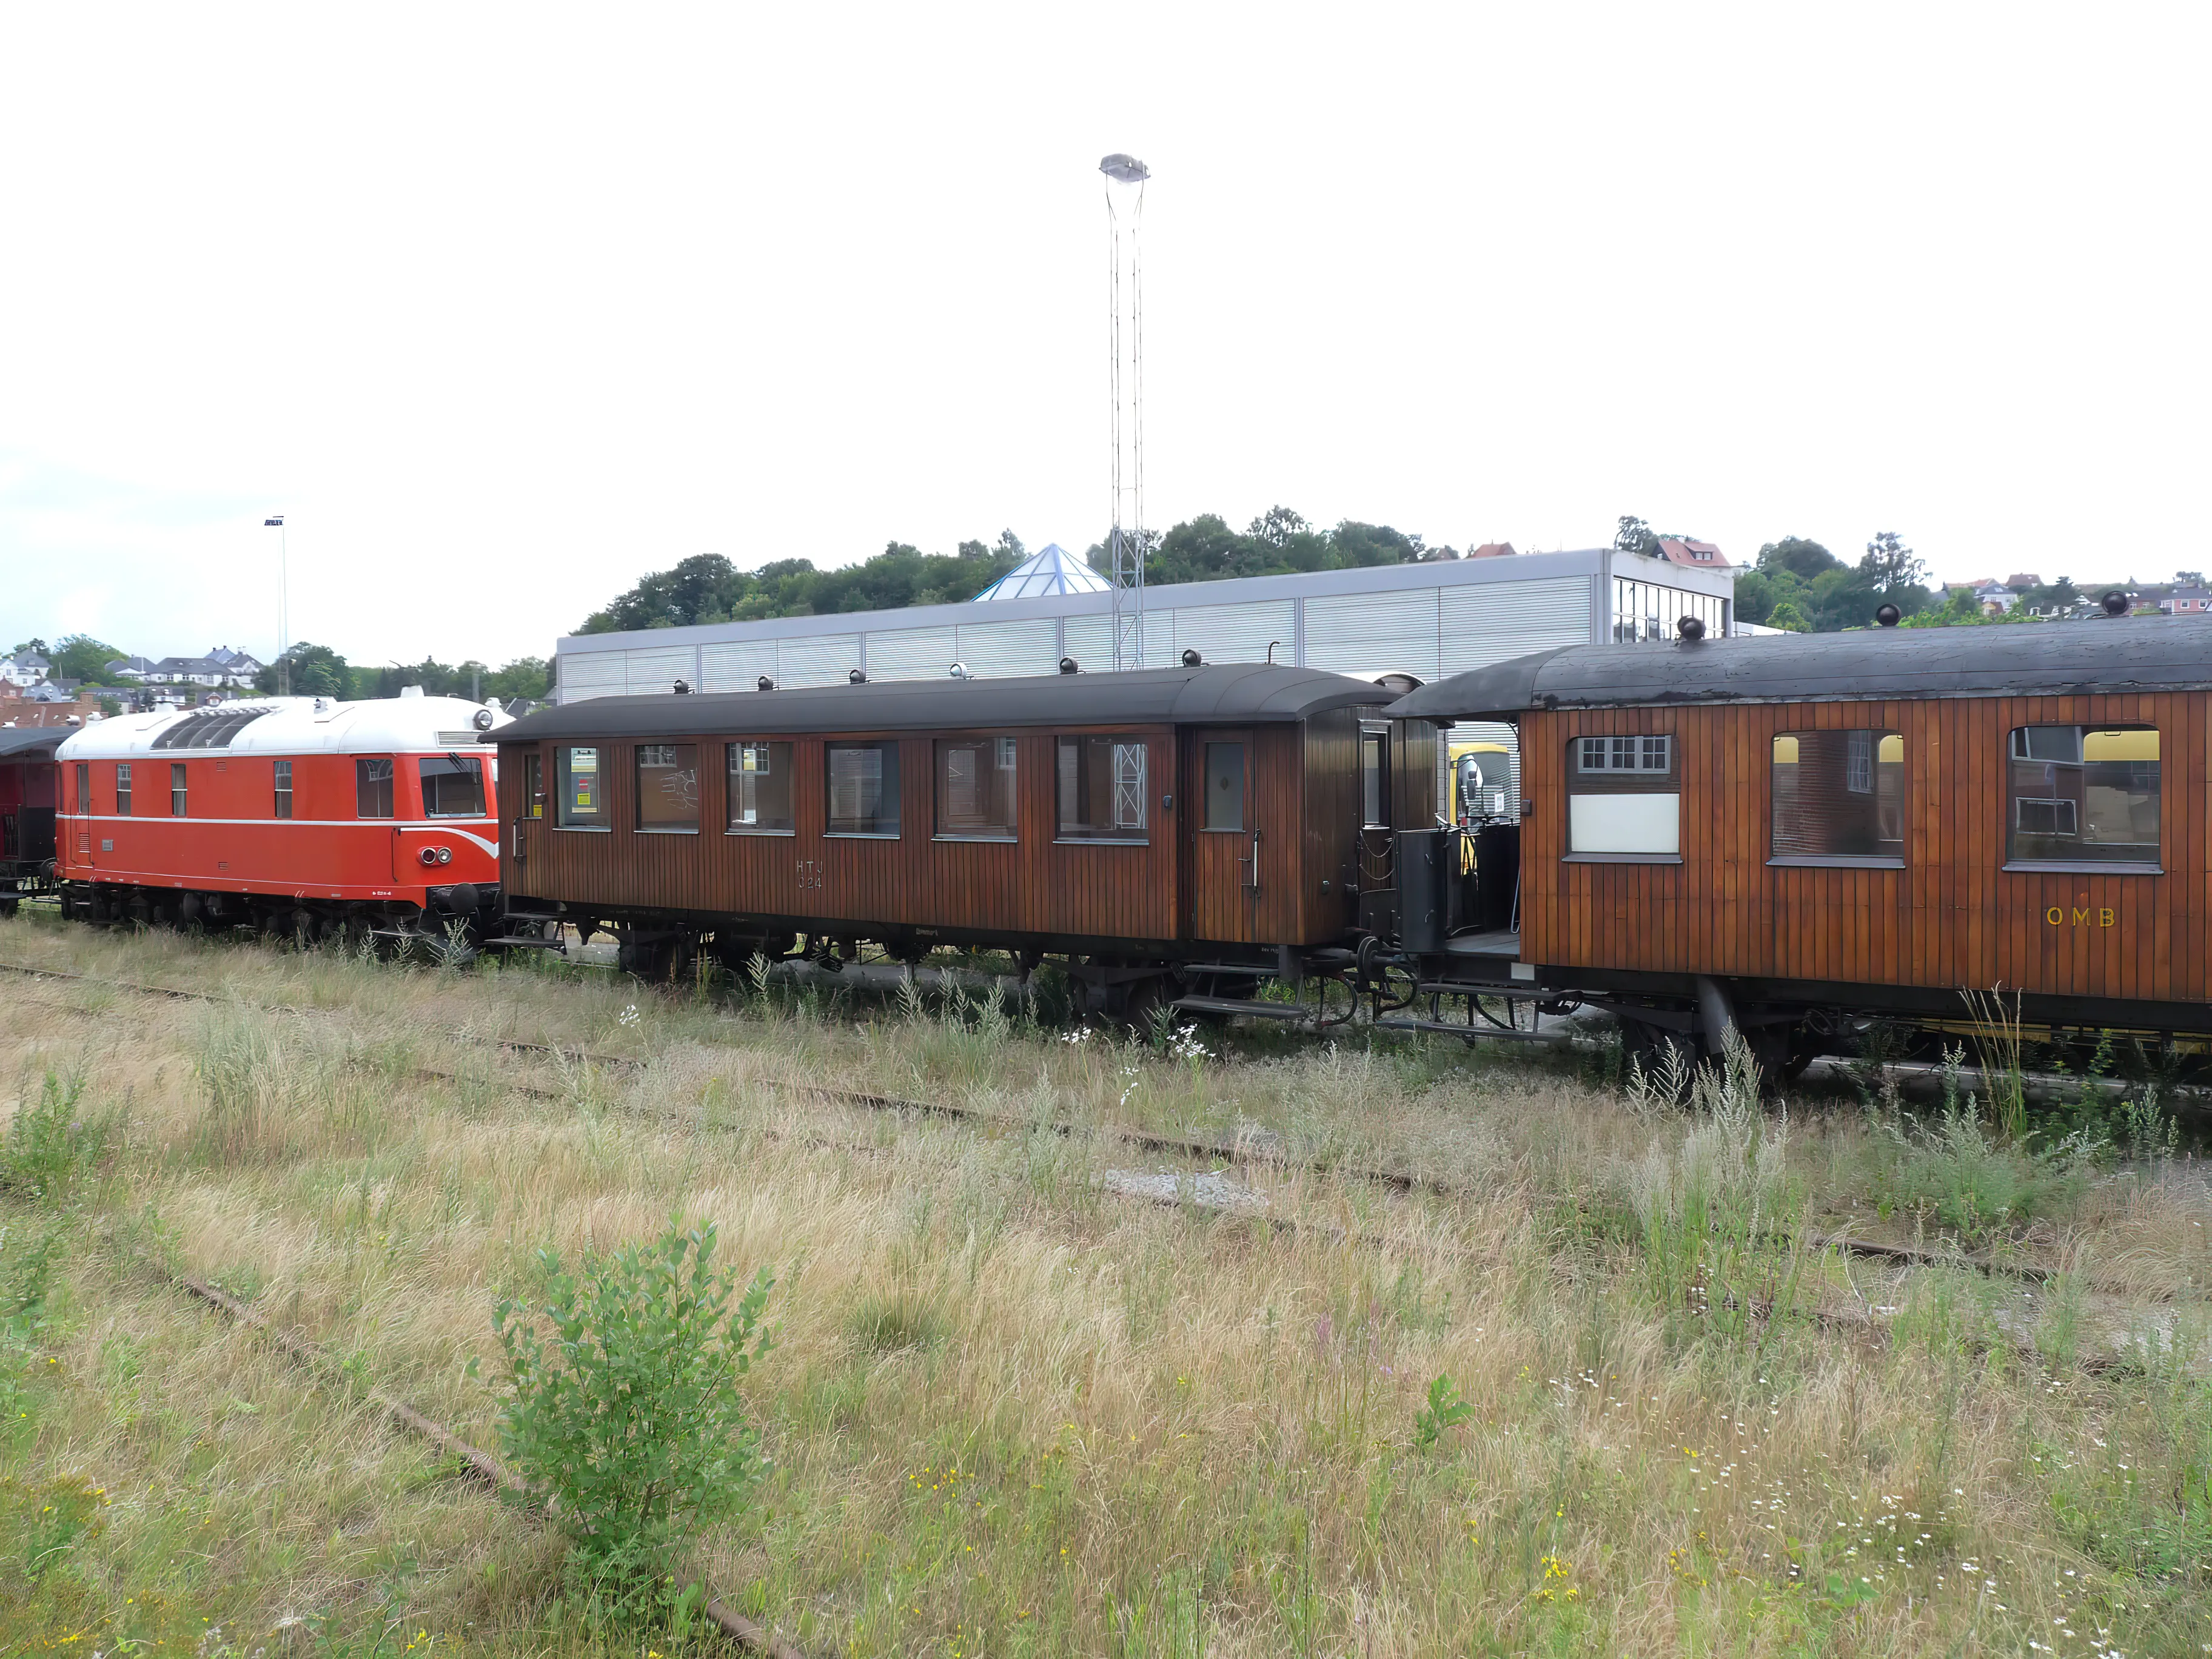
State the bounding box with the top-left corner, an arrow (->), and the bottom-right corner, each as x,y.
0,727 -> 63,914
494,664 -> 1439,1007
1387,617 -> 2212,1071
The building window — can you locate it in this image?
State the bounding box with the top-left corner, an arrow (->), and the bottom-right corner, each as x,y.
726,742 -> 794,833
826,742 -> 899,837
421,755 -> 487,819
635,743 -> 699,833
523,751 -> 545,820
115,763 -> 131,816
1056,737 -> 1147,842
75,763 -> 88,815
935,737 -> 1017,839
557,746 -> 605,828
357,757 -> 395,819
170,763 -> 187,818
1202,742 -> 1245,831
1361,731 -> 1389,828
273,759 -> 293,819
1771,730 -> 1904,863
1612,578 -> 1726,643
2006,726 -> 2159,869
1566,734 -> 1679,859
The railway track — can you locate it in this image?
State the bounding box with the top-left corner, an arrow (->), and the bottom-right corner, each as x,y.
1,955 -> 2124,1284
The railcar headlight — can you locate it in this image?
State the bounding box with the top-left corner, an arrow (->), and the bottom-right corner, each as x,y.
438,846 -> 453,865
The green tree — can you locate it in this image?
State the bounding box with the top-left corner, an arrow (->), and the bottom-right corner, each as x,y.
1755,537 -> 1843,582
256,642 -> 351,697
50,635 -> 122,683
1765,600 -> 1811,632
9,638 -> 49,658
483,657 -> 552,702
1613,517 -> 1660,558
1859,530 -> 1925,592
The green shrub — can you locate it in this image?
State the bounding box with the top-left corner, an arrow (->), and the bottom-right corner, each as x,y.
1412,1373 -> 1473,1450
491,1218 -> 774,1623
0,1071 -> 108,1202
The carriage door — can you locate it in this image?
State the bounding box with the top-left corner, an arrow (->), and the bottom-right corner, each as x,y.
73,764 -> 92,863
1191,731 -> 1257,943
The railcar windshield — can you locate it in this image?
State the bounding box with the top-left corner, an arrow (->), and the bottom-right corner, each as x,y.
1771,730 -> 1904,864
2006,725 -> 2159,870
634,744 -> 698,833
357,758 -> 395,818
420,754 -> 486,818
826,743 -> 899,837
1056,737 -> 1147,842
726,742 -> 794,833
936,737 -> 1017,839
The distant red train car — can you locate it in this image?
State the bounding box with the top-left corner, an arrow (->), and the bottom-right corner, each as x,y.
53,692 -> 508,947
0,726 -> 64,915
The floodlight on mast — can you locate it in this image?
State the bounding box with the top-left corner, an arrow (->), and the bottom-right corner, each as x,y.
1101,152 -> 1149,671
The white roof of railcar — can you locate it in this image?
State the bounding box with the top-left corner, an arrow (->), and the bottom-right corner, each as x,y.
55,695 -> 511,760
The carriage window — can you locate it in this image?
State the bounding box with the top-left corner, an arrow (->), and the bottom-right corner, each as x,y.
556,746 -> 605,828
826,742 -> 899,837
115,763 -> 131,816
1056,737 -> 1147,842
1770,730 -> 1904,863
1202,742 -> 1244,831
523,751 -> 544,820
273,760 -> 293,819
634,743 -> 698,833
356,757 -> 395,819
75,763 -> 89,815
2006,725 -> 2159,870
726,742 -> 794,833
1566,734 -> 1679,859
422,755 -> 487,819
936,737 -> 1017,839
1361,731 -> 1388,828
170,763 -> 187,818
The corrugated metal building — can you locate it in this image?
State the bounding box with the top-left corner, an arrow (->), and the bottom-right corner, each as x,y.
554,545 -> 1734,700
551,546 -> 1734,820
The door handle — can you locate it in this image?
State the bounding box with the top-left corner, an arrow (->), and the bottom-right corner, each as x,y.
1247,828 -> 1261,892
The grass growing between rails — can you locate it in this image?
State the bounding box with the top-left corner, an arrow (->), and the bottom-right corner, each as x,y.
0,911 -> 2206,1655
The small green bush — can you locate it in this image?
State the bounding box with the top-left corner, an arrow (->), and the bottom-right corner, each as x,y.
0,1071 -> 107,1202
492,1218 -> 774,1623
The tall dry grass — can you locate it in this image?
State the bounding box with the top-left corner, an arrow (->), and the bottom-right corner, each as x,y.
0,911 -> 2207,1655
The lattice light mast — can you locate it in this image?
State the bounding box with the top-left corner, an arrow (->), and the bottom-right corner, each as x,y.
1101,152 -> 1149,671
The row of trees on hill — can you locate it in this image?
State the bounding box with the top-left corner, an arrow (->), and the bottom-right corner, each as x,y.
575,514 -> 1459,634
250,646 -> 553,703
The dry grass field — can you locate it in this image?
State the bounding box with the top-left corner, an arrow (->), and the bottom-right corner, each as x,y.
1,910 -> 2208,1657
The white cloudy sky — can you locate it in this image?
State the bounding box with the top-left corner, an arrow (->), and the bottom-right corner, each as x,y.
2,3 -> 2206,668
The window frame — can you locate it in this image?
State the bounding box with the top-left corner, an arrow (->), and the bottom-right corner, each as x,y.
725,740 -> 796,836
633,742 -> 700,835
170,762 -> 187,818
74,762 -> 88,816
115,762 -> 132,817
555,745 -> 609,831
1766,727 -> 1907,869
1563,731 -> 1681,863
273,759 -> 293,820
522,751 -> 545,820
1360,728 -> 1390,830
421,754 -> 489,820
355,756 -> 395,820
825,740 -> 901,839
933,734 -> 1019,843
1201,740 -> 1245,833
2002,723 -> 2162,874
1053,735 -> 1150,845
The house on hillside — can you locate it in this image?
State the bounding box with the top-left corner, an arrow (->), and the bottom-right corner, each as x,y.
0,652 -> 51,688
1469,542 -> 1518,559
102,655 -> 156,682
1655,538 -> 1730,569
2167,586 -> 2212,615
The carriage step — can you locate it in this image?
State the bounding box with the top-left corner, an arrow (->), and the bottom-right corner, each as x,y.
1170,994 -> 1324,1023
1369,1016 -> 1552,1041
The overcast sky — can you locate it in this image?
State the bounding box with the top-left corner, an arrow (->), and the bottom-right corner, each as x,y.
2,3 -> 2206,668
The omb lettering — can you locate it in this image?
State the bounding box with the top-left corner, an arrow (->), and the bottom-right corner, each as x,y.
2045,905 -> 2117,928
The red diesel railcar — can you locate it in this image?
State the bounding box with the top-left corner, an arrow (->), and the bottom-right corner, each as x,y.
53,692 -> 509,946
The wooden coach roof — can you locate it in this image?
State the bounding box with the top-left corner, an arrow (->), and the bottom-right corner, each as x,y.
501,663 -> 1384,744
1387,616 -> 2212,719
